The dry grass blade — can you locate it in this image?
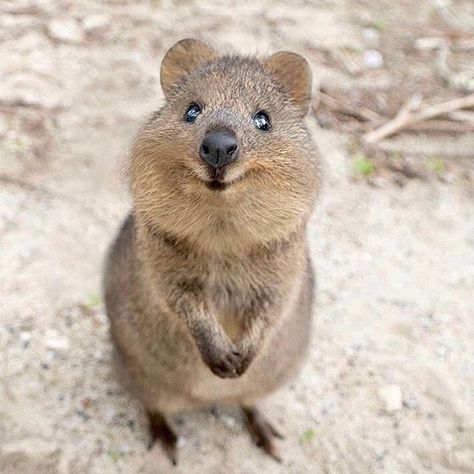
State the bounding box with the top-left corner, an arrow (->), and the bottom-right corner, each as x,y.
318,91 -> 383,122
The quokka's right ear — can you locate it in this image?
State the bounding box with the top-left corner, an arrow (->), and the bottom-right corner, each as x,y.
160,38 -> 216,98
263,51 -> 312,117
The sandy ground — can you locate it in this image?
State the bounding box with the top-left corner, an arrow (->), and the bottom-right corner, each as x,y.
1,1 -> 473,473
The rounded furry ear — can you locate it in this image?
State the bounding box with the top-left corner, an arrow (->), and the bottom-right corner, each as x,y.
263,51 -> 312,116
160,39 -> 216,98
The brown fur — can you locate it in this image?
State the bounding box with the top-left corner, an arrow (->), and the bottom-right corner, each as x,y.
103,38 -> 322,458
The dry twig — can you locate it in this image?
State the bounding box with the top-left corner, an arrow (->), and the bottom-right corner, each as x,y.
448,110 -> 474,122
363,93 -> 474,145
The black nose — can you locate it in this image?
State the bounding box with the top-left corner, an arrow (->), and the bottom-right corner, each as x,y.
199,131 -> 239,169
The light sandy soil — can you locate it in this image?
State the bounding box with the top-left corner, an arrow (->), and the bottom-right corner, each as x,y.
1,1 -> 473,473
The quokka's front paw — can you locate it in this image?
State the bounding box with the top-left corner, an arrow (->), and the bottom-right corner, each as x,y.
203,344 -> 243,379
233,345 -> 256,376
234,352 -> 253,376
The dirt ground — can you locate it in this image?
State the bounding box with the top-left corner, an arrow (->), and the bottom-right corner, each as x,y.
1,1 -> 473,473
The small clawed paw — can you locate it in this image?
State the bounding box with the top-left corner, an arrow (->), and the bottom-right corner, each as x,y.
208,349 -> 242,379
233,345 -> 255,376
235,355 -> 252,376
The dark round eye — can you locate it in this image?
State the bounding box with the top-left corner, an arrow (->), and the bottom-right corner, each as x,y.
184,103 -> 201,123
253,111 -> 271,131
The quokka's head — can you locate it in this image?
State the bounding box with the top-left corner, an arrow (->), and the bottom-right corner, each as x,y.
129,39 -> 321,248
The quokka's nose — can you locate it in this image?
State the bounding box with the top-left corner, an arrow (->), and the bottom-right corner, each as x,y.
199,131 -> 239,169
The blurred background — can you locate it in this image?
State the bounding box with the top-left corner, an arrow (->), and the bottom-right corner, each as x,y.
0,1 -> 473,473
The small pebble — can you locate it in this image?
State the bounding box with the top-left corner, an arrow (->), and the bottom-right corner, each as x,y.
47,19 -> 84,44
44,350 -> 56,363
45,330 -> 70,351
378,384 -> 402,413
119,443 -> 132,455
364,49 -> 384,69
104,407 -> 117,423
94,350 -> 103,360
362,27 -> 381,47
220,414 -> 237,429
343,346 -> 355,357
403,395 -> 419,410
20,331 -> 31,342
82,14 -> 110,34
20,331 -> 31,348
437,313 -> 453,324
436,343 -> 451,358
76,409 -> 90,421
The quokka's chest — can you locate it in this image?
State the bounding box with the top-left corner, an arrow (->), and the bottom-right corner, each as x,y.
173,258 -> 273,312
205,265 -> 271,311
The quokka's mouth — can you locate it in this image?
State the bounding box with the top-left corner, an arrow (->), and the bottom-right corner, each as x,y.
206,180 -> 230,191
203,172 -> 247,191
185,165 -> 246,191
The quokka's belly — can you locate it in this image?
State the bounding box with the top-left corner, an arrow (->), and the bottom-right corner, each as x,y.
179,275 -> 314,407
185,317 -> 311,407
113,288 -> 313,414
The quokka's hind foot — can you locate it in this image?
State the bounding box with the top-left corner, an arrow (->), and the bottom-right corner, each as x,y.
242,406 -> 284,463
147,411 -> 178,466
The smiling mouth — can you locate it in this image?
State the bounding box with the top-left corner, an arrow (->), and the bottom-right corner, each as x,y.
201,172 -> 247,191
186,165 -> 245,191
206,180 -> 230,191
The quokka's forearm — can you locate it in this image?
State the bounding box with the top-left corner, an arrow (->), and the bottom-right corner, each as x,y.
168,291 -> 242,378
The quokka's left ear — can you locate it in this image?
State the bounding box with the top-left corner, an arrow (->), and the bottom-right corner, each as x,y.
160,38 -> 217,98
263,51 -> 312,117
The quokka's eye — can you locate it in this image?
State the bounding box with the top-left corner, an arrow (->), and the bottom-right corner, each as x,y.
253,111 -> 271,131
184,103 -> 201,123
